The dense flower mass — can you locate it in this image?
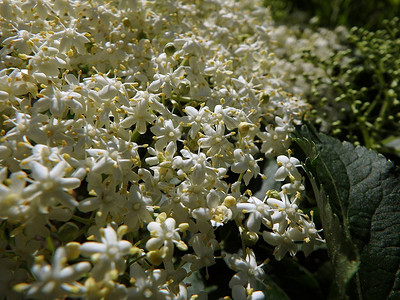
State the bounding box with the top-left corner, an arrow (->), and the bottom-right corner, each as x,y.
0,0 -> 330,299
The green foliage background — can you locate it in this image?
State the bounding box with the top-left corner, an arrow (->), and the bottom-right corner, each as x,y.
266,0 -> 400,164
293,124 -> 400,300
242,2 -> 400,299
267,0 -> 400,29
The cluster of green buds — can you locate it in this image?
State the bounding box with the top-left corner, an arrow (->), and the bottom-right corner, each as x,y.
304,17 -> 400,160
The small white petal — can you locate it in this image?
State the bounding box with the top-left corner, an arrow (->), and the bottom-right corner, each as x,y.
31,162 -> 49,180
50,161 -> 68,179
146,237 -> 163,251
80,242 -> 107,255
103,226 -> 118,245
263,231 -> 281,246
118,240 -> 133,253
274,166 -> 288,181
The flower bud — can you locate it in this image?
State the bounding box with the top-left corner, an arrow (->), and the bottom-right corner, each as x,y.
164,42 -> 176,56
66,242 -> 81,260
238,122 -> 250,135
177,82 -> 190,95
223,195 -> 236,207
242,231 -> 259,246
179,222 -> 190,232
147,250 -> 163,266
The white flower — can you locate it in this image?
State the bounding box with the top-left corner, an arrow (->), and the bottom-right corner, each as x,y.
33,83 -> 83,116
128,264 -> 174,300
138,168 -> 163,203
37,117 -> 76,147
51,23 -> 90,54
198,122 -> 234,157
0,169 -> 31,222
227,249 -> 265,300
191,189 -> 232,227
237,196 -> 271,232
20,144 -> 63,168
145,141 -> 177,182
210,105 -> 242,131
150,118 -> 182,151
0,69 -> 35,109
15,247 -> 90,299
281,179 -> 305,195
177,176 -> 209,209
231,76 -> 259,104
86,137 -> 140,183
231,286 -> 265,300
123,184 -> 154,231
93,41 -> 129,70
257,125 -> 291,158
148,64 -> 186,98
183,234 -> 217,271
267,191 -> 302,234
274,155 -> 302,182
181,105 -> 211,139
27,45 -> 67,79
78,175 -> 125,226
274,115 -> 294,134
80,225 -> 133,280
0,0 -> 325,297
231,149 -> 261,185
1,28 -> 36,54
173,148 -> 221,180
204,57 -> 233,86
120,91 -> 157,134
298,215 -> 325,256
2,112 -> 47,144
24,161 -> 81,210
146,214 -> 188,260
228,249 -> 265,285
262,228 -> 300,261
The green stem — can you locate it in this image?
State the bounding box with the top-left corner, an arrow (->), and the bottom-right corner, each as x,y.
127,253 -> 147,267
131,128 -> 141,142
75,211 -> 96,238
46,235 -> 55,254
358,119 -> 373,148
237,172 -> 244,183
371,61 -> 387,127
71,215 -> 91,225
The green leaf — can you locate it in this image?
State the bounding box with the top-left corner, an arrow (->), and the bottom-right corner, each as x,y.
259,276 -> 291,300
185,269 -> 207,298
303,169 -> 360,299
255,159 -> 281,199
260,244 -> 325,299
57,222 -> 81,243
293,124 -> 400,300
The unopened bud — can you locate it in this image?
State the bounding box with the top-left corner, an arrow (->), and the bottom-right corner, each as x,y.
177,82 -> 190,95
176,241 -> 188,251
66,242 -> 81,260
157,212 -> 167,223
164,42 -> 176,56
147,250 -> 163,266
179,223 -> 189,232
238,122 -> 250,135
117,225 -> 128,238
223,195 -> 237,207
242,231 -> 259,246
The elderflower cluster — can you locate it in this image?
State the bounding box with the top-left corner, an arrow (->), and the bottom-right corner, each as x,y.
0,0 -> 324,299
267,24 -> 349,131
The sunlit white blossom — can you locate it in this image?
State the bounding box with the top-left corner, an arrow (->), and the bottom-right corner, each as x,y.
15,247 -> 90,299
0,0 -> 325,298
80,225 -> 133,280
